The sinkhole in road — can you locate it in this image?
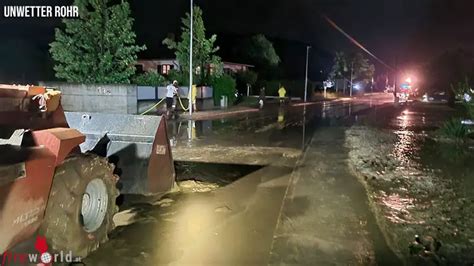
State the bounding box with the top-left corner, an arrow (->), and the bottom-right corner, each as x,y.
88,161 -> 270,265
175,161 -> 263,190
116,161 -> 262,211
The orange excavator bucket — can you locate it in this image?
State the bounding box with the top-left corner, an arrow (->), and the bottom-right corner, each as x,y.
64,112 -> 176,196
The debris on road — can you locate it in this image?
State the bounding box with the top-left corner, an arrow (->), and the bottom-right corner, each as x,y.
113,209 -> 139,227
152,198 -> 175,207
178,180 -> 220,193
214,205 -> 232,213
173,145 -> 301,166
346,118 -> 474,265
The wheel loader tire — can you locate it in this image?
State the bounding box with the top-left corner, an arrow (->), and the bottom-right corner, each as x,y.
39,154 -> 119,259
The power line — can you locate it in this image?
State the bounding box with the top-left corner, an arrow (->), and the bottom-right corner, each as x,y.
322,15 -> 394,70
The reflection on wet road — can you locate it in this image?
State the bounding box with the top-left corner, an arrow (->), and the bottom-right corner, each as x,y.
269,127 -> 399,265
168,98 -> 387,150
346,102 -> 474,264
84,94 -> 395,265
383,105 -> 453,226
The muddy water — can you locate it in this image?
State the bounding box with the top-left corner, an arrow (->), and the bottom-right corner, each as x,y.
84,95 -> 398,265
84,162 -> 263,265
420,141 -> 474,198
167,100 -> 372,150
270,127 -> 399,265
347,103 -> 474,265
417,141 -> 474,263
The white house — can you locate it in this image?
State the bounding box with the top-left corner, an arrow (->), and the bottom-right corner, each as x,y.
136,59 -> 254,75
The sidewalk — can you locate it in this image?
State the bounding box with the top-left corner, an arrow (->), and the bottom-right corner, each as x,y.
269,127 -> 399,265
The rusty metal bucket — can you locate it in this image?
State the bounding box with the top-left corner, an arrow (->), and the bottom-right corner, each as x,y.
64,112 -> 175,196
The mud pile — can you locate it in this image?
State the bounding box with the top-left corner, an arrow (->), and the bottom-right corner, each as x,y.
346,126 -> 474,265
178,180 -> 220,193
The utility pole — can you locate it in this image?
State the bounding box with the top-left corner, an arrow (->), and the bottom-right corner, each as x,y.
393,55 -> 398,102
371,77 -> 374,94
350,61 -> 354,97
304,46 -> 311,102
188,0 -> 193,116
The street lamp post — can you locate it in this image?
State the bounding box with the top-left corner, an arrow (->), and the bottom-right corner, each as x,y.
371,77 -> 374,94
350,61 -> 354,97
304,46 -> 311,102
188,0 -> 193,116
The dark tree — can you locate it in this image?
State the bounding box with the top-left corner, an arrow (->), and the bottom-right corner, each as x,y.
425,49 -> 474,92
163,6 -> 222,85
50,0 -> 145,84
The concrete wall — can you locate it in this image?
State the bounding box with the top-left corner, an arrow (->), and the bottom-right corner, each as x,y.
40,82 -> 216,114
137,100 -> 165,114
137,86 -> 214,113
197,98 -> 215,111
138,86 -> 212,100
137,86 -> 190,100
40,82 -> 138,114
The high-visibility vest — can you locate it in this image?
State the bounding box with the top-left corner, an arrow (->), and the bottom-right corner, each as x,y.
192,85 -> 197,104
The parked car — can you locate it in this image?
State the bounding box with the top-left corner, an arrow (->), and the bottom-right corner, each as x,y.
422,91 -> 449,103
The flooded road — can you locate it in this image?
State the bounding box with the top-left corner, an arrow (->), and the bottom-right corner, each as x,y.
347,102 -> 474,264
168,97 -> 385,150
84,94 -> 397,265
269,127 -> 399,265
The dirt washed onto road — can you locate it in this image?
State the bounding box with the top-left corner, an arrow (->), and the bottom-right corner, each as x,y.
270,127 -> 402,265
346,106 -> 474,265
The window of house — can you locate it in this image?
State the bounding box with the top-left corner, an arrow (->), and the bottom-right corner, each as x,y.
135,64 -> 144,74
161,64 -> 171,75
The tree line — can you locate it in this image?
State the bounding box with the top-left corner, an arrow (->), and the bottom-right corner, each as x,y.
50,0 -> 281,104
328,51 -> 375,94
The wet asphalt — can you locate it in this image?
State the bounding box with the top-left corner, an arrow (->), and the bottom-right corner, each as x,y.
84,94 -> 396,265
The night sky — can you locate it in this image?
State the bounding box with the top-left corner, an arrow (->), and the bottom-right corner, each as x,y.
0,0 -> 473,82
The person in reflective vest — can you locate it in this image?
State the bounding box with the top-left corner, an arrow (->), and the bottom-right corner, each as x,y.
278,84 -> 286,104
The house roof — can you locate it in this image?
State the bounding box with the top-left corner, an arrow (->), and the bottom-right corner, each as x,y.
222,61 -> 254,68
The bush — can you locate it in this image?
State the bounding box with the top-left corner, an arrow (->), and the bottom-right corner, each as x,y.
235,70 -> 258,92
166,69 -> 189,86
440,118 -> 469,140
451,78 -> 474,118
261,79 -> 314,98
132,71 -> 167,86
463,104 -> 474,119
263,80 -> 280,96
211,74 -> 237,105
